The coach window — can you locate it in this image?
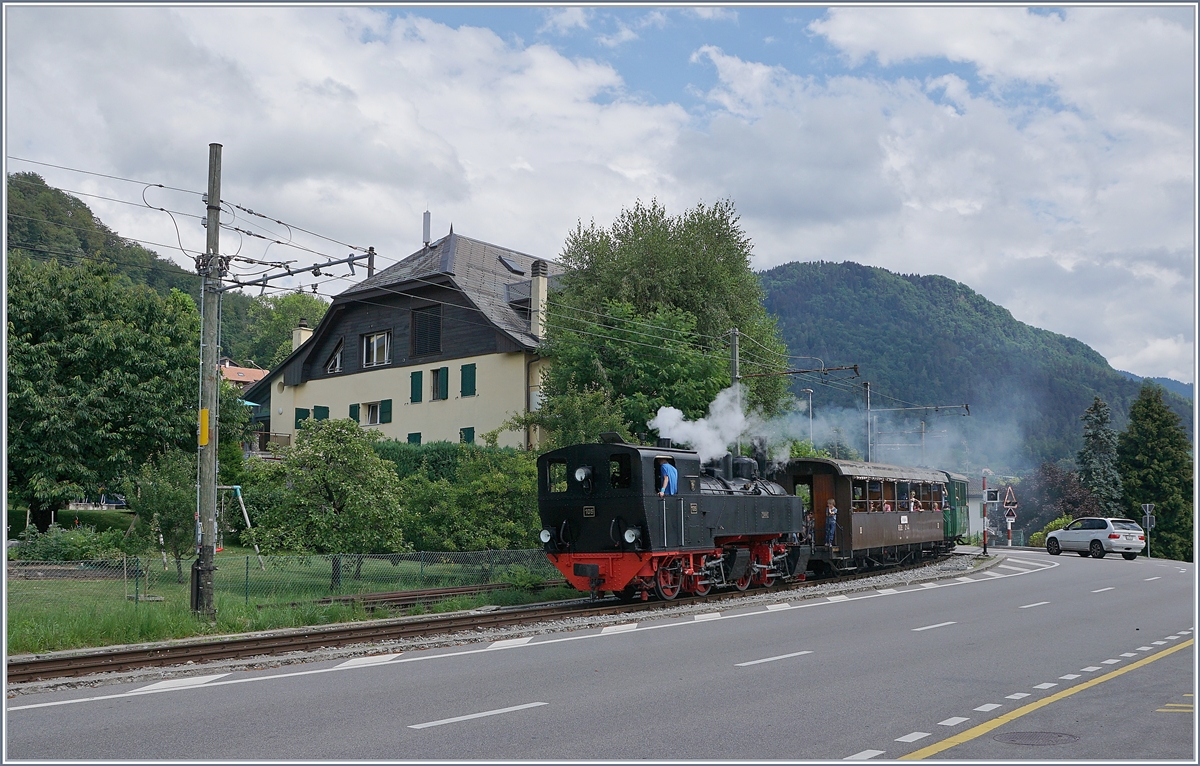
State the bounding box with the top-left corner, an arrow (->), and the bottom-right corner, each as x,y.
852,480 -> 867,512
898,482 -> 910,510
609,454 -> 632,489
547,460 -> 568,494
868,481 -> 883,512
883,481 -> 896,512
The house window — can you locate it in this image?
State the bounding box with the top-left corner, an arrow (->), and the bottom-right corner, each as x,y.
362,331 -> 391,368
366,402 -> 380,425
294,408 -> 310,429
431,366 -> 449,401
325,340 -> 343,374
460,427 -> 475,444
349,403 -> 360,423
412,305 -> 441,355
365,400 -> 391,425
313,405 -> 329,421
407,432 -> 422,445
460,363 -> 476,397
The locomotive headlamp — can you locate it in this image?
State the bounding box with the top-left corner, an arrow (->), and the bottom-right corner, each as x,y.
539,529 -> 553,544
574,466 -> 593,482
623,527 -> 641,544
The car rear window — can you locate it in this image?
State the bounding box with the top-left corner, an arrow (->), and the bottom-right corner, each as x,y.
1111,520 -> 1142,531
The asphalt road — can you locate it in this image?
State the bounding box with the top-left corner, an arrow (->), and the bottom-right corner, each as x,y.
7,551 -> 1194,761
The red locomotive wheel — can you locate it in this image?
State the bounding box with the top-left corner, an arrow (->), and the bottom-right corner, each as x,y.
690,572 -> 712,596
734,567 -> 753,591
654,557 -> 684,601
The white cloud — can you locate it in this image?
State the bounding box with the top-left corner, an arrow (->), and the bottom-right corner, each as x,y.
4,6 -> 1193,384
684,7 -> 738,23
538,7 -> 591,35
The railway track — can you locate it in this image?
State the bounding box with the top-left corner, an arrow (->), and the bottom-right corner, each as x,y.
8,556 -> 951,684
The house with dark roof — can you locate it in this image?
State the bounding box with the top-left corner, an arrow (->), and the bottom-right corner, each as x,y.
244,228 -> 560,450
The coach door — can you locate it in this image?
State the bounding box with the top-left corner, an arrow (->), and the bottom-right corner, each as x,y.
813,473 -> 835,544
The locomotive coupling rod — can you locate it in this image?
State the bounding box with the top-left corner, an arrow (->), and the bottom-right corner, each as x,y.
737,364 -> 859,379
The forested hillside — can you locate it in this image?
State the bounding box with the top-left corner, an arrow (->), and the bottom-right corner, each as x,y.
761,261 -> 1192,471
7,173 -> 289,367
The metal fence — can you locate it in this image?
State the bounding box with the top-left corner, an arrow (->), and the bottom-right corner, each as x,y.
6,549 -> 560,612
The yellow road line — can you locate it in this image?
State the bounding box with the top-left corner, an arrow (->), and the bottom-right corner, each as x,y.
900,639 -> 1194,760
1156,709 -> 1193,713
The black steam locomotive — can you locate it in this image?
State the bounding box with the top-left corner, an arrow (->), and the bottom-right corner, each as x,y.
537,434 -> 967,600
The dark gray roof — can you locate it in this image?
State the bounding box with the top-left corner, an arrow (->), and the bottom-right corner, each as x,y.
789,457 -> 950,483
340,230 -> 562,349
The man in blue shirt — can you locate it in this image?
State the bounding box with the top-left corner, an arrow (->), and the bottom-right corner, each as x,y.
657,459 -> 678,497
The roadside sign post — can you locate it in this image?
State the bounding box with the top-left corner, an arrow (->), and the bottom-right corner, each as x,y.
1141,503 -> 1155,558
1004,508 -> 1017,546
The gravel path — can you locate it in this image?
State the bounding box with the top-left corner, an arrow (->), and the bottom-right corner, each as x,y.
8,551 -> 1001,697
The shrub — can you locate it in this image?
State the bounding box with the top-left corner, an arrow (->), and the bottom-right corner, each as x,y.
1029,515 -> 1074,549
10,524 -> 129,561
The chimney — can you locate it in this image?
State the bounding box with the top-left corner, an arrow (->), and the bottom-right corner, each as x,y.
423,211 -> 431,246
530,259 -> 549,338
292,317 -> 313,352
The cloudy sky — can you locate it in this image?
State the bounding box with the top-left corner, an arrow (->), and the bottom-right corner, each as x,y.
5,5 -> 1195,383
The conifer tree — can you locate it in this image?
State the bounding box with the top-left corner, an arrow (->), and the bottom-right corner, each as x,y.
1077,396 -> 1123,516
1116,384 -> 1193,562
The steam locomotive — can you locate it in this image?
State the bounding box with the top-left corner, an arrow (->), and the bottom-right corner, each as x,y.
536,434 -> 969,600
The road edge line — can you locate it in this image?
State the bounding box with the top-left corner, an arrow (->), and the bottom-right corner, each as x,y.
898,638 -> 1194,760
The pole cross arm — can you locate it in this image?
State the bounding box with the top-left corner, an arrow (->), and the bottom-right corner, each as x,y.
219,251 -> 373,292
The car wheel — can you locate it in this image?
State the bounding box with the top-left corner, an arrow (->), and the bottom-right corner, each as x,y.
1090,540 -> 1106,559
1046,538 -> 1061,555
1122,552 -> 1138,561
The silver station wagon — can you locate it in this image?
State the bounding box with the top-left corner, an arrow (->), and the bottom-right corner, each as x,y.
1046,517 -> 1146,560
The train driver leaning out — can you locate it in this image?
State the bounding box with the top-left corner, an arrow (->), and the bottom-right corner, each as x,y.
656,458 -> 678,498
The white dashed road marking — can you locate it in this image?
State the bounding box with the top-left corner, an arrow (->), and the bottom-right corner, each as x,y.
336,654 -> 401,669
920,583 -> 940,588
735,650 -> 813,667
1019,601 -> 1049,609
912,621 -> 956,632
765,603 -> 790,611
600,623 -> 637,635
827,595 -> 850,602
955,577 -> 976,583
1060,674 -> 1081,680
1033,683 -> 1058,689
845,750 -> 886,760
1166,635 -> 1181,639
974,703 -> 1001,712
895,732 -> 931,743
997,564 -> 1032,572
877,588 -> 899,595
1092,587 -> 1114,593
1153,641 -> 1167,645
1006,693 -> 1030,700
981,571 -> 1003,578
1137,646 -> 1153,651
135,674 -> 229,692
1081,666 -> 1102,672
408,701 -> 547,729
938,717 -> 969,726
1101,659 -> 1121,665
694,612 -> 721,621
1120,653 -> 1137,658
488,637 -> 533,650
1145,576 -> 1161,581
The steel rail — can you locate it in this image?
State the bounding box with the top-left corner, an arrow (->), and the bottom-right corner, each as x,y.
7,556 -> 948,683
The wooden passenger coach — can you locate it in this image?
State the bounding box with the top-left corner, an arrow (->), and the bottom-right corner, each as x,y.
773,458 -> 964,573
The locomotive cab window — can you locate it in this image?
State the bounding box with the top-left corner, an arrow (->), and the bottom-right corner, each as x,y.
609,454 -> 632,489
547,460 -> 567,494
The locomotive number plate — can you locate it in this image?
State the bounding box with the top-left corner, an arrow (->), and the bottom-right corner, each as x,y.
583,506 -> 595,517
690,503 -> 698,514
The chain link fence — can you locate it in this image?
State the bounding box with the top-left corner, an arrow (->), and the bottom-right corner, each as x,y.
6,549 -> 559,613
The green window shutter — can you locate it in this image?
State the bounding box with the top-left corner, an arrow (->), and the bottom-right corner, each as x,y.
410,371 -> 423,403
348,403 -> 360,423
380,399 -> 393,424
460,427 -> 474,444
313,405 -> 329,421
438,366 -> 449,401
461,363 -> 476,397
407,432 -> 421,445
294,408 -> 310,429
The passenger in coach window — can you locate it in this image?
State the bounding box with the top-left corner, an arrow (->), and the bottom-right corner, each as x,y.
883,502 -> 892,512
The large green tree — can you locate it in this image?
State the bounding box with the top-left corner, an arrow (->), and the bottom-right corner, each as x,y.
245,292 -> 330,368
544,198 -> 791,445
1116,384 -> 1193,562
1077,396 -> 1123,516
7,253 -> 199,530
123,450 -> 197,583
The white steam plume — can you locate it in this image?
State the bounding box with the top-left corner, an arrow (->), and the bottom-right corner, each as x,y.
648,385 -> 749,462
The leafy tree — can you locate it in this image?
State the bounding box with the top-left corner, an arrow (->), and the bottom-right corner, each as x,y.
1028,515 -> 1073,549
217,379 -> 256,487
244,292 -> 330,368
7,253 -> 199,530
123,450 -> 197,583
1117,384 -> 1193,562
1077,396 -> 1123,516
549,198 -> 792,432
1018,462 -> 1101,536
397,448 -> 540,551
500,386 -> 632,451
245,419 -> 408,556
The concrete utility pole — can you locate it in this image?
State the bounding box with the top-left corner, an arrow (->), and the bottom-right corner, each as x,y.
193,143 -> 224,617
864,381 -> 872,462
800,389 -> 814,446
